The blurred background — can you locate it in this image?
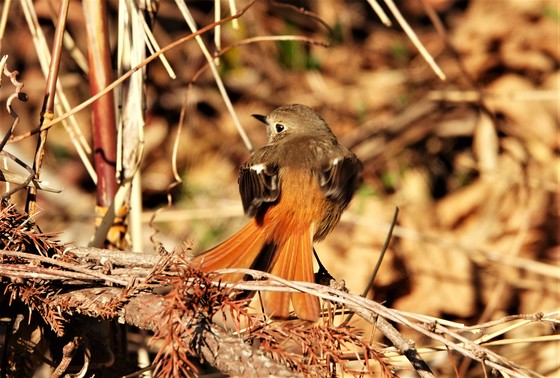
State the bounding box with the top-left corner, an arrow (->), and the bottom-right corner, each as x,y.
0,0 -> 558,376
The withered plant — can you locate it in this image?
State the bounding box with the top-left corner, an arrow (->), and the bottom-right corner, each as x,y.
0,0 -> 558,377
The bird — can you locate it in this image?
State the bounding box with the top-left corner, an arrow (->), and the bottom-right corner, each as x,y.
191,104 -> 362,321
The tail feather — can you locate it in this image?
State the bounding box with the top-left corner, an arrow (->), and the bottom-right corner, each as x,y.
193,220 -> 320,321
291,229 -> 319,320
192,219 -> 267,282
262,238 -> 294,319
262,229 -> 319,321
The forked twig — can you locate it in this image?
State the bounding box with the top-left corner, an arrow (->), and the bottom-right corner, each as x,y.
0,151 -> 61,198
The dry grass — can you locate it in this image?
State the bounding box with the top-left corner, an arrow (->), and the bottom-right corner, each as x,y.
0,0 -> 558,376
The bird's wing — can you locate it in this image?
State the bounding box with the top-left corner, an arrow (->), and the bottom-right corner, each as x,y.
316,154 -> 362,211
239,159 -> 280,217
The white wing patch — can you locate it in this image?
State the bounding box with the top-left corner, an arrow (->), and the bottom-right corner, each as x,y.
251,163 -> 266,173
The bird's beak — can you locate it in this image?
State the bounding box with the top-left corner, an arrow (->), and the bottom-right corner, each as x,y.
252,114 -> 267,124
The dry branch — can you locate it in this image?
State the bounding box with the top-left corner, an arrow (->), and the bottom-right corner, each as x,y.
1,182 -> 556,377
1,248 -> 298,376
2,245 -> 552,377
59,288 -> 300,377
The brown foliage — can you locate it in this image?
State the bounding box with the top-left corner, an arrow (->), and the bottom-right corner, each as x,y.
0,0 -> 558,376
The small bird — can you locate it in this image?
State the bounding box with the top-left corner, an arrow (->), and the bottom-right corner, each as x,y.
192,104 -> 362,321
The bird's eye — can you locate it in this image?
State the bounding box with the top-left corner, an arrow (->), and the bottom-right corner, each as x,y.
275,123 -> 285,133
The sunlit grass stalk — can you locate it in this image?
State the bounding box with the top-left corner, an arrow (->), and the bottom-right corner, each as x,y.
25,0 -> 69,215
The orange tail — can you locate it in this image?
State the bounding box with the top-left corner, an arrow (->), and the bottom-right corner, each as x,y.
192,221 -> 319,321
191,219 -> 268,282
261,229 -> 319,321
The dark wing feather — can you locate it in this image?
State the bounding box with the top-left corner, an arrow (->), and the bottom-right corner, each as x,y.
238,162 -> 280,217
317,155 -> 362,211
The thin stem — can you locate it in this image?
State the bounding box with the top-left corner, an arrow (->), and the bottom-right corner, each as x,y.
25,0 -> 69,215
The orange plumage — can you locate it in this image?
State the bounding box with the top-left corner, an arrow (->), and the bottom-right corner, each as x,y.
191,105 -> 361,321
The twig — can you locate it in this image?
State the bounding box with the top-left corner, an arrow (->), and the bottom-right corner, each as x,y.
0,55 -> 28,152
382,0 -> 446,80
207,35 -> 330,61
0,166 -> 60,194
0,264 -> 116,283
459,312 -> 554,331
343,206 -> 399,325
271,1 -> 334,37
25,0 -> 69,215
67,246 -> 162,268
366,0 -> 392,26
362,206 -> 398,297
420,0 -> 477,89
0,250 -> 130,286
83,0 -> 119,215
375,316 -> 434,378
174,0 -> 254,152
50,337 -> 81,378
0,0 -> 11,50
346,215 -> 560,279
0,151 -> 35,198
20,0 -> 96,184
